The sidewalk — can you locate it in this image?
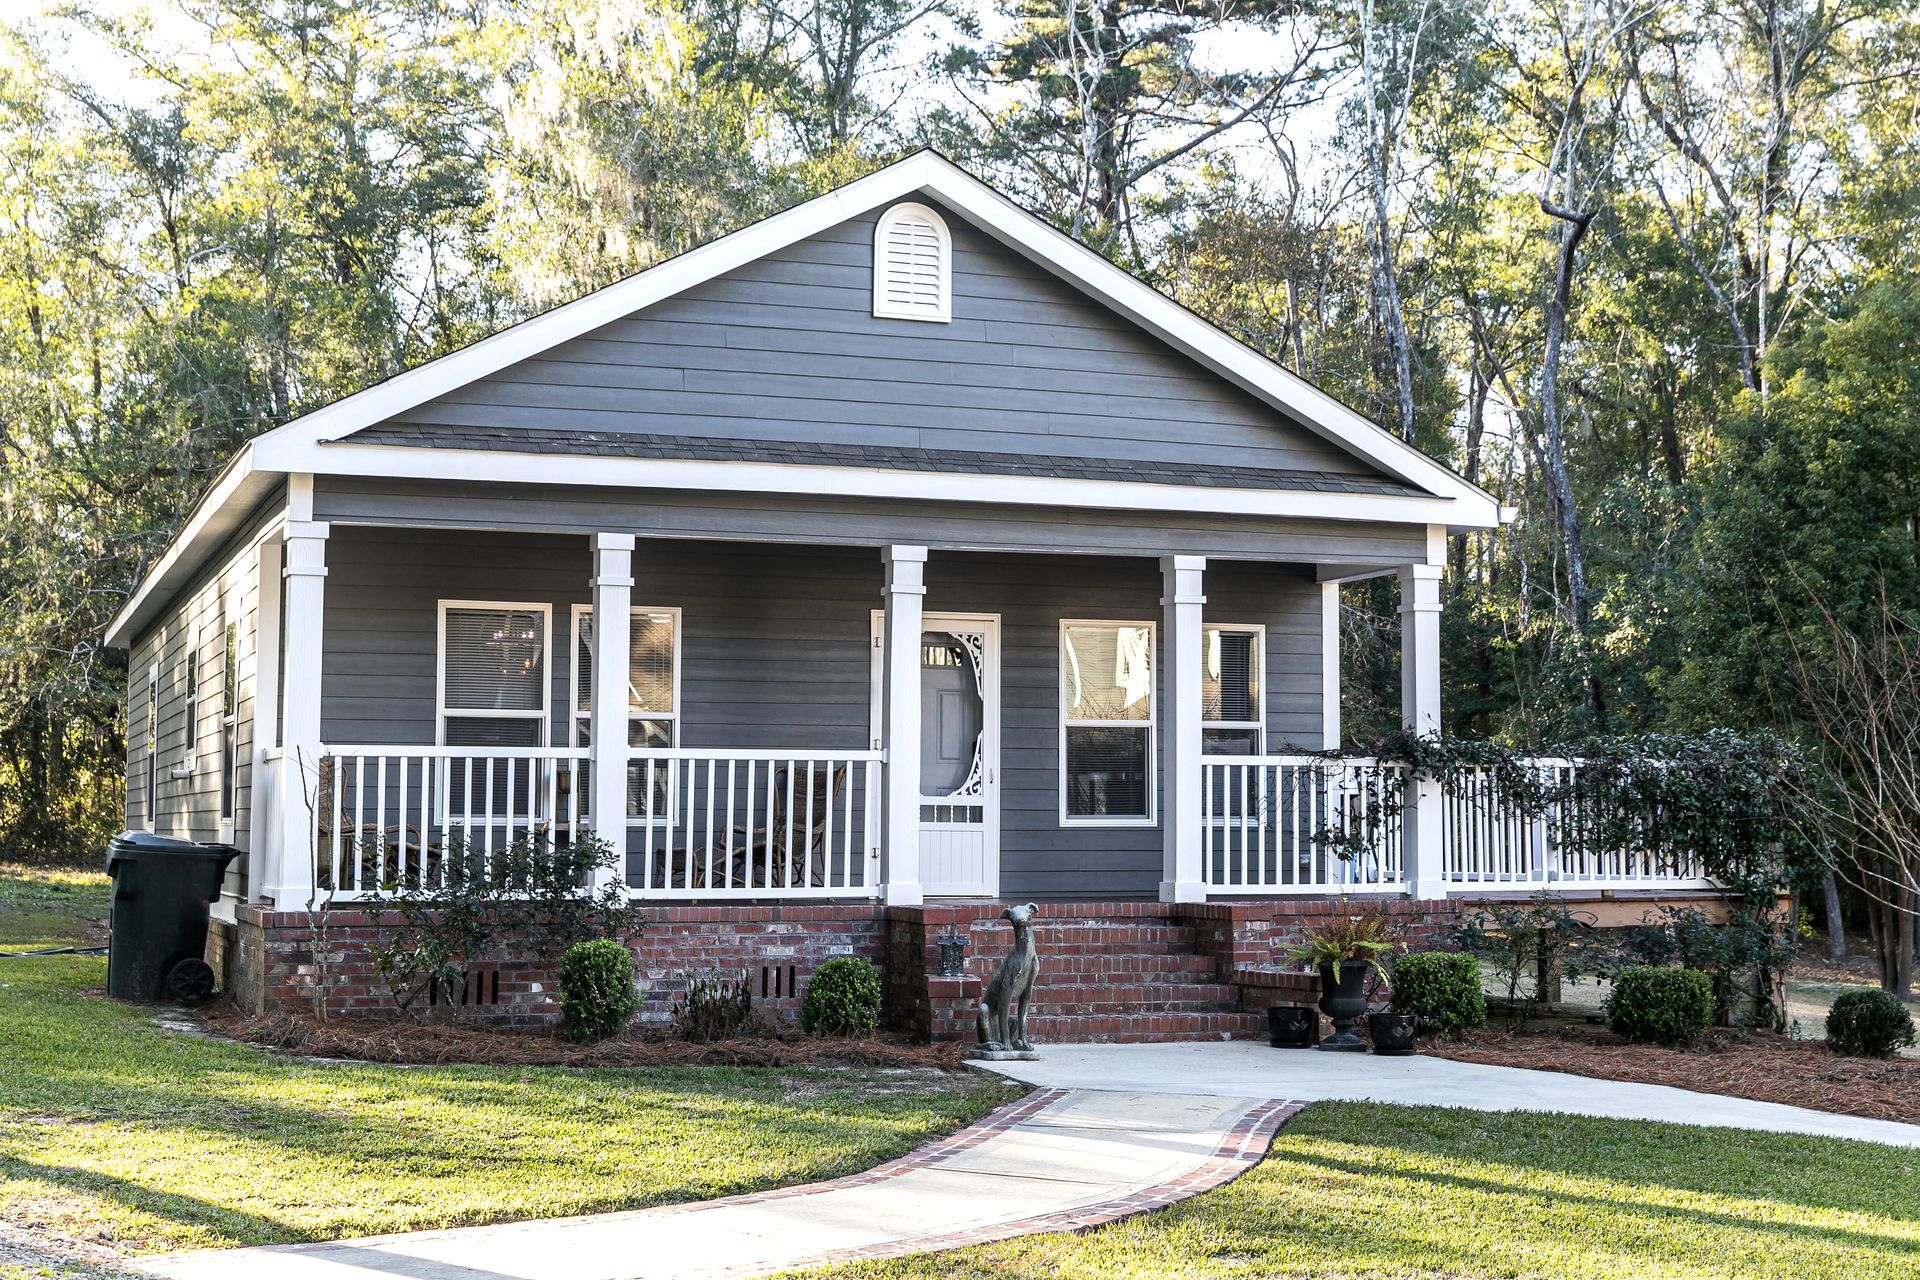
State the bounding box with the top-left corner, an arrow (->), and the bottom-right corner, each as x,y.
138,1088 -> 1298,1280
971,1040 -> 1920,1147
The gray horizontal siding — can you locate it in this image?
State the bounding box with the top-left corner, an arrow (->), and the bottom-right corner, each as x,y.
313,477 -> 1427,565
315,529 -> 1325,899
390,200 -> 1390,481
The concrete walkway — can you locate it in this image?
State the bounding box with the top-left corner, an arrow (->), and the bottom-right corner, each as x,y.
973,1040 -> 1920,1148
138,1089 -> 1297,1280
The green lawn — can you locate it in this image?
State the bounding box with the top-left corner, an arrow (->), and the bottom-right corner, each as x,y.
0,866 -> 1017,1257
804,1103 -> 1920,1280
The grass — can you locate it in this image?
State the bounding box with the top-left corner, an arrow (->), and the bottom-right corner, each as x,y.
803,1103 -> 1920,1280
0,866 -> 1018,1257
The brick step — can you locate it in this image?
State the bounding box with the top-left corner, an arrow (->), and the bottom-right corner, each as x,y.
1027,958 -> 1221,986
978,923 -> 1199,952
1026,1011 -> 1269,1044
1026,983 -> 1243,1016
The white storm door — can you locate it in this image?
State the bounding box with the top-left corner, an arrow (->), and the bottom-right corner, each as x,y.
871,612 -> 1000,897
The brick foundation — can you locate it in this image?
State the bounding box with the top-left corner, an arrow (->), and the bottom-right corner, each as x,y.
213,894 -> 1471,1040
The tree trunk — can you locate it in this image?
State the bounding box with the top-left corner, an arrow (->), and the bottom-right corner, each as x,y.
1821,872 -> 1846,960
1538,197 -> 1601,718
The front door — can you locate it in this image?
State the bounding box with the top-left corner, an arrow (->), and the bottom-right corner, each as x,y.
871,612 -> 1000,897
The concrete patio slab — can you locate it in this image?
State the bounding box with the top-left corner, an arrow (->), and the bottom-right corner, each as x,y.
136,1089 -> 1299,1280
971,1040 -> 1920,1148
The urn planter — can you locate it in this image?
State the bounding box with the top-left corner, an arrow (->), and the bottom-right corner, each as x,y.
1315,961 -> 1371,1052
1268,1004 -> 1318,1048
1368,1011 -> 1419,1055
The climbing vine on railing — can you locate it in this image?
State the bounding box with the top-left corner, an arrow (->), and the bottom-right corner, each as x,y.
1320,729 -> 1830,903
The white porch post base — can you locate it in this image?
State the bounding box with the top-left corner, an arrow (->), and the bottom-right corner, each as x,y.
271,511 -> 328,907
881,546 -> 927,906
589,534 -> 636,891
1160,555 -> 1207,904
1399,561 -> 1447,899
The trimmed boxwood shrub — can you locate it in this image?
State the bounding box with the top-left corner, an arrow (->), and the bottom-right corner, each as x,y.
800,956 -> 882,1036
1390,951 -> 1486,1039
557,938 -> 636,1042
1605,965 -> 1714,1047
1826,989 -> 1918,1058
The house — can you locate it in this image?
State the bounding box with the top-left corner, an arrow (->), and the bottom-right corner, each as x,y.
106,153 -> 1713,1038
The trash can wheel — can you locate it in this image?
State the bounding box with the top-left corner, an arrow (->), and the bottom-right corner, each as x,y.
164,957 -> 218,1005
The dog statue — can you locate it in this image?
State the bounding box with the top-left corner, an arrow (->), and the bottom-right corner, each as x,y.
975,902 -> 1041,1057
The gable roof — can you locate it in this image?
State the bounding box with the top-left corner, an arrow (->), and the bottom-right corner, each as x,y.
107,151 -> 1506,649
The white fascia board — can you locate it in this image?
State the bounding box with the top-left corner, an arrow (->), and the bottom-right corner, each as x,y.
104,444 -> 270,650
259,437 -> 1499,527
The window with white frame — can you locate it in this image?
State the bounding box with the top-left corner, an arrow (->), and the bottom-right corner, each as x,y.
144,663 -> 158,826
438,602 -> 551,746
872,201 -> 951,322
1060,620 -> 1155,823
572,606 -> 678,820
183,634 -> 200,754
220,620 -> 239,824
1202,625 -> 1264,757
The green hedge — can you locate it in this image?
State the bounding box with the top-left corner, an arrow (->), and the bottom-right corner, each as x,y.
1605,965 -> 1713,1047
1389,951 -> 1486,1039
557,938 -> 636,1042
1826,989 -> 1918,1058
800,956 -> 881,1036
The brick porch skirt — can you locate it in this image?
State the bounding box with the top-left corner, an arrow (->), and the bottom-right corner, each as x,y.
209,897 -> 1460,1039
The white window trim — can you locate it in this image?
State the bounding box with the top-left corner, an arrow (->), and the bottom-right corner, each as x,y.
1058,618 -> 1158,828
219,612 -> 240,835
872,200 -> 952,323
1203,622 -> 1266,753
144,662 -> 159,826
183,629 -> 201,755
567,603 -> 682,749
435,600 -> 553,747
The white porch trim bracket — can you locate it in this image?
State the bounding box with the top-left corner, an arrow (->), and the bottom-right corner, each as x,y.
1398,558 -> 1447,899
271,477 -> 328,908
589,534 -> 636,891
1161,555 -> 1207,904
880,545 -> 927,906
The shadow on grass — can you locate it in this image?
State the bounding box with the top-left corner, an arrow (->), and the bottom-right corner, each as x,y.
0,1154 -> 299,1246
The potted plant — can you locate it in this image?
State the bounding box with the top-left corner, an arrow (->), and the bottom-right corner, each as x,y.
1367,988 -> 1419,1055
1288,911 -> 1400,1052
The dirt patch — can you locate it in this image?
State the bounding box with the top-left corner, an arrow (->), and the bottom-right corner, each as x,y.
199,1004 -> 974,1070
1429,1027 -> 1920,1125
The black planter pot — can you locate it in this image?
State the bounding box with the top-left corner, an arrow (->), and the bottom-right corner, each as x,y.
1268,1004 -> 1318,1048
1314,961 -> 1370,1052
1369,1011 -> 1419,1055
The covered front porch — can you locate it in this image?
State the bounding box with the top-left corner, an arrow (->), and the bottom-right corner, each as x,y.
245,511 -> 1711,911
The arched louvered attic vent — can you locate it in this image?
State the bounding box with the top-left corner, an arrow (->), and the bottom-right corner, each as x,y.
873,202 -> 952,322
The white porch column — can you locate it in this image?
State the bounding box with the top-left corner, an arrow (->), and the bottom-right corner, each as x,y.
1160,555 -> 1207,904
880,545 -> 927,906
248,536 -> 284,901
272,503 -> 328,907
1398,560 -> 1447,899
589,534 -> 636,890
1320,581 -> 1342,751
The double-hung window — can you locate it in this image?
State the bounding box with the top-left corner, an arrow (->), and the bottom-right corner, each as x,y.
183,635 -> 201,755
1202,625 -> 1264,757
144,663 -> 159,826
437,602 -> 551,746
1060,620 -> 1155,824
220,620 -> 239,825
571,606 -> 679,819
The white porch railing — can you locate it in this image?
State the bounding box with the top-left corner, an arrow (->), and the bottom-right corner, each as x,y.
313,746 -> 588,898
1200,755 -> 1408,894
629,748 -> 882,899
1201,754 -> 1713,896
1440,759 -> 1711,889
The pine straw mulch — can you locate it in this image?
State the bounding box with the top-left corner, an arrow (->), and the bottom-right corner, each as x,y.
1426,1026 -> 1920,1125
198,1004 -> 973,1071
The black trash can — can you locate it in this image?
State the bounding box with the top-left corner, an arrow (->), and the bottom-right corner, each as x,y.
104,831 -> 240,1004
